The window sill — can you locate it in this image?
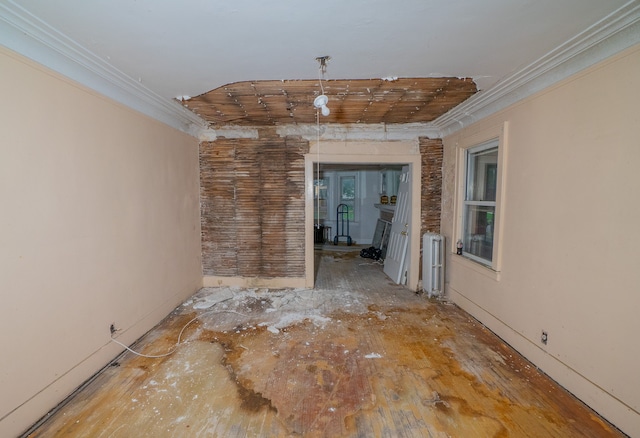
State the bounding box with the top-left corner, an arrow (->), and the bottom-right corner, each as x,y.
451,253 -> 501,281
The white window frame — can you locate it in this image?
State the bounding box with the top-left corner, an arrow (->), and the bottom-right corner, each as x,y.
462,140 -> 498,266
313,176 -> 330,221
338,173 -> 357,222
454,122 -> 508,276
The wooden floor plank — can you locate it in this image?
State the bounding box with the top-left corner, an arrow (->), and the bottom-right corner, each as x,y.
25,246 -> 625,437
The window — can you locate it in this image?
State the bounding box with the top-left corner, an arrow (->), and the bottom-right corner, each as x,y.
462,140 -> 498,266
314,177 -> 329,220
339,175 -> 356,221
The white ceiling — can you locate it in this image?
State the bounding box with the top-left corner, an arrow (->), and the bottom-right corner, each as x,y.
5,0 -> 633,97
1,0 -> 638,135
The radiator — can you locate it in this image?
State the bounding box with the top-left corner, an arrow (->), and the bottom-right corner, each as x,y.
422,233 -> 445,297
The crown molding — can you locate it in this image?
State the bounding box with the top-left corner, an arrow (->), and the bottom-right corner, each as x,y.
433,1 -> 640,138
0,1 -> 207,137
2,0 -> 637,140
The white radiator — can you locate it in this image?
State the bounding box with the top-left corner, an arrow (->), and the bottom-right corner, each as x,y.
422,233 -> 445,297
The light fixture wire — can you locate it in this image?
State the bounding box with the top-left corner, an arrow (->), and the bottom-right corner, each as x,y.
318,63 -> 326,95
314,56 -> 329,233
316,55 -> 330,90
316,105 -> 320,231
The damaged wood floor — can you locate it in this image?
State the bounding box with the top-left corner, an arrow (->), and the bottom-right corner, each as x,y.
26,247 -> 624,437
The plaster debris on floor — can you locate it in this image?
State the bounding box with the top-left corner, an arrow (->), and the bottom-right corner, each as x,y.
26,252 -> 624,437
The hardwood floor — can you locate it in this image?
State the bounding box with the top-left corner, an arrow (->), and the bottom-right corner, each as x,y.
25,246 -> 624,437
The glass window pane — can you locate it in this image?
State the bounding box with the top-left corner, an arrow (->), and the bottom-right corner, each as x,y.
463,204 -> 495,262
314,199 -> 327,220
314,178 -> 329,220
314,178 -> 328,200
340,176 -> 356,221
341,176 -> 355,200
468,147 -> 498,202
341,201 -> 355,221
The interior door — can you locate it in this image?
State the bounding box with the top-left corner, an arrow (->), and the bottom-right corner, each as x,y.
383,166 -> 410,284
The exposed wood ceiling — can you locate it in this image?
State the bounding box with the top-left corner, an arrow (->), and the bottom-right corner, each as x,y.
3,1 -> 635,134
182,77 -> 477,126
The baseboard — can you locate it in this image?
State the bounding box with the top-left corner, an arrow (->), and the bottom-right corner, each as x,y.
4,282 -> 201,438
203,276 -> 307,289
448,287 -> 639,436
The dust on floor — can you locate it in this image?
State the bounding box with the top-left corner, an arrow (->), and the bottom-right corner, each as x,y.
27,285 -> 623,437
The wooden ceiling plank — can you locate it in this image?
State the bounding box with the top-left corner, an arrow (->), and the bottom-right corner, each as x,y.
187,77 -> 477,126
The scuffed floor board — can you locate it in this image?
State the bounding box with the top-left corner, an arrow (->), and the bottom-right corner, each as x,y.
26,248 -> 624,437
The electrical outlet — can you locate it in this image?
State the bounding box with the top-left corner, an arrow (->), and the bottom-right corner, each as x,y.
110,324 -> 117,335
541,330 -> 548,345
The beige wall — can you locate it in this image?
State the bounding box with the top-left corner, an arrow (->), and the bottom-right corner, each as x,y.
442,45 -> 640,435
0,48 -> 202,436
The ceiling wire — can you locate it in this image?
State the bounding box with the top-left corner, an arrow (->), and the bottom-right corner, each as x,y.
316,55 -> 330,94
314,56 -> 329,233
316,56 -> 330,76
316,105 -> 321,231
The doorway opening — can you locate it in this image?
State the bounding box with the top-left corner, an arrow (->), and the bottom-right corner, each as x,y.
304,151 -> 421,291
312,163 -> 404,288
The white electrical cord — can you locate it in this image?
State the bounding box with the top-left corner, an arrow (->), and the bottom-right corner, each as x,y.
315,61 -> 325,230
318,65 -> 326,96
316,104 -> 320,230
110,308 -> 248,359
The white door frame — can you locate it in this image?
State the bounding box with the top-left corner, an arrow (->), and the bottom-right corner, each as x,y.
304,141 -> 422,291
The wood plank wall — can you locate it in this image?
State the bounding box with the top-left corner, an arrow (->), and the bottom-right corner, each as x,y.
419,137 -> 443,236
200,132 -> 308,278
200,133 -> 441,282
419,137 -> 444,283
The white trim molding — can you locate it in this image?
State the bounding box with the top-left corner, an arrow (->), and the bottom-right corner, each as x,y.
433,1 -> 640,137
278,122 -> 440,142
0,1 -> 208,137
198,123 -> 440,142
1,0 -> 638,139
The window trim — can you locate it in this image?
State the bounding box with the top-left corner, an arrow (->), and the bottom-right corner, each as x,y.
454,122 -> 508,275
313,176 -> 330,221
462,140 -> 498,266
338,173 -> 357,222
